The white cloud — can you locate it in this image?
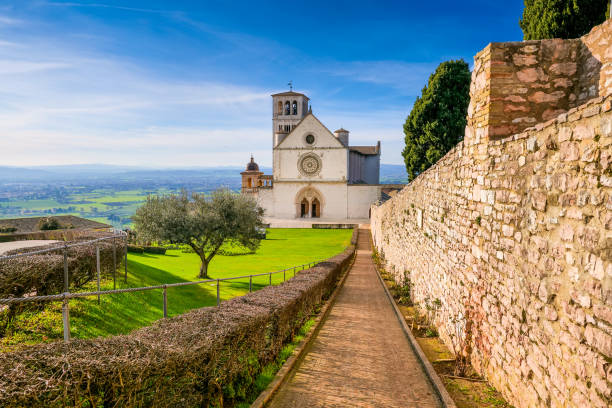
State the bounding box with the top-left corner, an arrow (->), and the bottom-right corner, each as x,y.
315,60 -> 438,95
0,15 -> 21,25
0,10 -> 411,167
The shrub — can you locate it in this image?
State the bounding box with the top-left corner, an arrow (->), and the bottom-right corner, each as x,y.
127,245 -> 144,253
37,217 -> 61,231
142,246 -> 166,255
0,227 -> 17,234
0,241 -> 356,407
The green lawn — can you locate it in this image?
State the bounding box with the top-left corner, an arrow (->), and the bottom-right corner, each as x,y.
1,228 -> 352,349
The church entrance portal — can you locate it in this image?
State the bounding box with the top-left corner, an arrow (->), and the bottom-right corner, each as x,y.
295,187 -> 323,219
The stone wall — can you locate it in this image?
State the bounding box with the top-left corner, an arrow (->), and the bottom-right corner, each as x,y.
371,22 -> 612,408
469,19 -> 612,140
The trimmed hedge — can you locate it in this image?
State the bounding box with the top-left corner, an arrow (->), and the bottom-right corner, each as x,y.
143,246 -> 166,255
0,235 -> 126,299
127,244 -> 144,253
127,245 -> 167,255
0,229 -> 358,407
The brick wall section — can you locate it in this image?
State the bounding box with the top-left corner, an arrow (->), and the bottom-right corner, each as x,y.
372,94 -> 611,408
469,19 -> 612,141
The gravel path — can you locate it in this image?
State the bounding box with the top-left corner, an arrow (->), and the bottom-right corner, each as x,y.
267,228 -> 441,408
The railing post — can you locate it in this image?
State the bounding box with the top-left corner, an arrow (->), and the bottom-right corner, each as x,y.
249,275 -> 252,292
124,237 -> 128,283
96,246 -> 101,305
112,237 -> 117,290
62,294 -> 70,342
283,269 -> 286,282
63,246 -> 69,292
269,272 -> 272,286
163,285 -> 168,318
216,279 -> 220,306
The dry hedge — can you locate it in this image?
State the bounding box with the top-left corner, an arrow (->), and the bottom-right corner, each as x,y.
0,235 -> 126,299
0,229 -> 358,407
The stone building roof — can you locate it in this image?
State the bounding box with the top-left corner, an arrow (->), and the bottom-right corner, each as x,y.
271,91 -> 309,98
349,145 -> 379,155
0,215 -> 111,234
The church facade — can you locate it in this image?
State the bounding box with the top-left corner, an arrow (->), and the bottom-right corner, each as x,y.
241,90 -> 394,221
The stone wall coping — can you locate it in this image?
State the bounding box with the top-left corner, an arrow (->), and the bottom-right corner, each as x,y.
489,93 -> 611,146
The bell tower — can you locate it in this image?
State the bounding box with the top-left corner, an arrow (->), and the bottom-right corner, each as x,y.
271,87 -> 309,147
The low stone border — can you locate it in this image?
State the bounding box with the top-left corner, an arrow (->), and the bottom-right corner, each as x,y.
372,245 -> 457,408
250,231 -> 357,408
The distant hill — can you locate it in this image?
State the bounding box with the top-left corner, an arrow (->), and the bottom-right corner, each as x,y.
380,164 -> 408,184
0,164 -> 407,184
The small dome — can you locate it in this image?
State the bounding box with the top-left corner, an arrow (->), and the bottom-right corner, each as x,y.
246,155 -> 259,171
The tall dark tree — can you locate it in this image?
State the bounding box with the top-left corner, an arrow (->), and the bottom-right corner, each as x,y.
520,0 -> 609,40
133,189 -> 264,279
402,60 -> 471,181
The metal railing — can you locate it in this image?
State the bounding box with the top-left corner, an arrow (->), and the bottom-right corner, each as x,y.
0,247 -> 322,342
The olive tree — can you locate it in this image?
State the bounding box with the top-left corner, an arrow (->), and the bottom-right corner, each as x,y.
133,189 -> 264,279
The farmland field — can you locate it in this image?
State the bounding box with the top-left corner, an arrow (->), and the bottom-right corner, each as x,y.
0,228 -> 353,350
0,189 -> 172,229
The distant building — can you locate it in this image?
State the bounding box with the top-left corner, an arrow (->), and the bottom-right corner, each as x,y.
241,90 -> 400,222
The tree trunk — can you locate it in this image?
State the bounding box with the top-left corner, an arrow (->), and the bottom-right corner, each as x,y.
199,259 -> 209,279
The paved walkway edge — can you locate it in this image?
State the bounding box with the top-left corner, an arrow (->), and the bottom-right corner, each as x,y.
250,237 -> 357,408
372,248 -> 457,408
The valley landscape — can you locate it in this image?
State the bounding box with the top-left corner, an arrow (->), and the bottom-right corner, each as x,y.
0,164 -> 408,228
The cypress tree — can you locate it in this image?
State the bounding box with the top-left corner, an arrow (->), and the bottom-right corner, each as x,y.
402,60 -> 471,181
520,0 -> 609,40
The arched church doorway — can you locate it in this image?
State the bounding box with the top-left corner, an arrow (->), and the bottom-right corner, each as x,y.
311,198 -> 320,218
295,186 -> 324,219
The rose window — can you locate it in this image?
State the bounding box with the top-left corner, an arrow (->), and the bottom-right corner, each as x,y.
298,153 -> 322,176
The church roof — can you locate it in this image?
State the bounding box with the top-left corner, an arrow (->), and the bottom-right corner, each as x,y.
271,91 -> 309,98
275,112 -> 345,149
350,145 -> 379,155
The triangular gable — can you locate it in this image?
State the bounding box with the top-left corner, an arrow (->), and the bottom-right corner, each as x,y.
276,113 -> 345,149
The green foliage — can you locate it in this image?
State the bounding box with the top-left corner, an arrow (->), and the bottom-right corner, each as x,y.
520,0 -> 609,40
142,246 -> 166,255
402,60 -> 471,181
133,188 -> 264,278
37,217 -> 61,230
0,227 -> 17,233
0,228 -> 351,348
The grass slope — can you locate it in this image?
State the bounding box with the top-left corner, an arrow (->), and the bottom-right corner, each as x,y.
1,228 -> 351,349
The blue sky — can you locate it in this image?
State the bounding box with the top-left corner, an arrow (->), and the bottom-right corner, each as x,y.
0,1 -> 524,167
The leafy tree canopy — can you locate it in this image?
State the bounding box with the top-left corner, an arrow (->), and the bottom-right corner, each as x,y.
133,189 -> 264,278
520,0 -> 609,40
402,60 -> 471,181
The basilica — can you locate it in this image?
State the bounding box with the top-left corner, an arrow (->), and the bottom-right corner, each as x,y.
241,90 -> 395,223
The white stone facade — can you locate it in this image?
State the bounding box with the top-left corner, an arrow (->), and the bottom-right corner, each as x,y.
241,90 -> 393,222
